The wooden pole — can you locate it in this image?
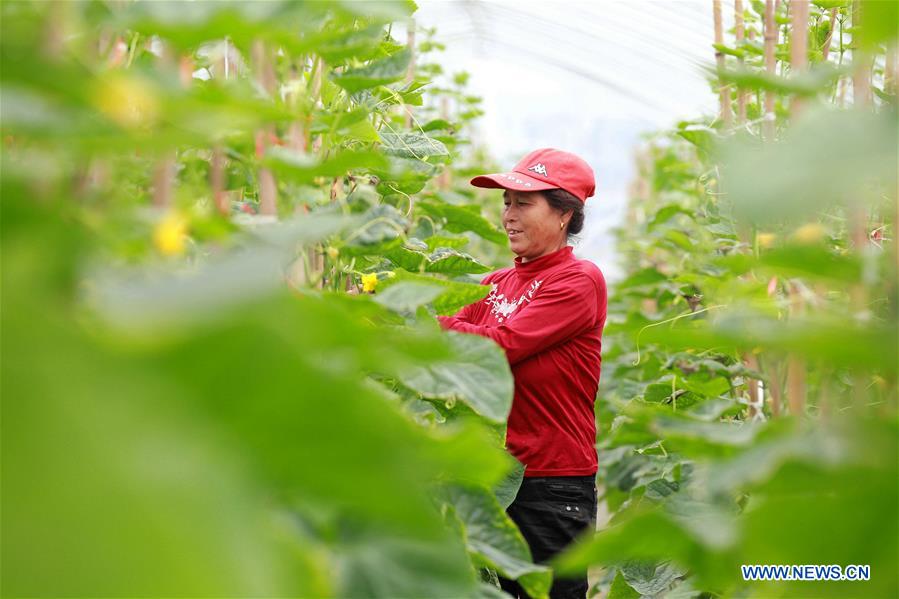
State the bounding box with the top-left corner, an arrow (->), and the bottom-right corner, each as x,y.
851,1 -> 872,106
287,58 -> 307,154
252,40 -> 277,218
713,0 -> 733,128
745,352 -> 762,418
734,0 -> 747,124
404,18 -> 416,129
763,0 -> 777,140
438,96 -> 452,190
309,56 -> 323,153
790,0 -> 809,115
152,156 -> 175,208
821,8 -> 839,61
304,54 -> 325,285
210,144 -> 227,215
885,44 -> 898,99
786,281 -> 807,416
768,358 -> 783,417
848,0 -> 874,409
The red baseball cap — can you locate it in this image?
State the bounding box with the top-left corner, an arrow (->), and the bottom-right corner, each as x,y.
470,148 -> 596,202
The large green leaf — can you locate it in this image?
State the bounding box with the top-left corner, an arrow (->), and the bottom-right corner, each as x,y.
619,560 -> 688,597
2,192 -> 515,596
442,485 -> 553,599
372,155 -> 440,195
379,130 -> 450,160
856,0 -> 899,50
264,147 -> 388,184
716,108 -> 897,223
342,204 -> 409,251
716,245 -> 863,283
642,309 -> 898,375
386,271 -> 491,315
608,571 -> 640,599
615,267 -> 668,290
332,49 -> 412,93
400,332 -> 513,424
418,200 -> 507,244
425,247 -> 491,275
332,527 -> 478,598
493,460 -> 525,510
384,244 -> 429,271
713,63 -> 847,96
374,281 -> 444,314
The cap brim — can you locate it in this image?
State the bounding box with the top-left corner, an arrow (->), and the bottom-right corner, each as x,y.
470,171 -> 557,192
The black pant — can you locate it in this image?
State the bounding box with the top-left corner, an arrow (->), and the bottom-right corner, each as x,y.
499,475 -> 597,599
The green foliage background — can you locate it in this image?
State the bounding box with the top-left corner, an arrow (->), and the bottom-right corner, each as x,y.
2,1 -> 897,598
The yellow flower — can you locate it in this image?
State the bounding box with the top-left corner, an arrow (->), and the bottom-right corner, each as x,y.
757,232 -> 776,248
361,273 -> 378,293
792,223 -> 825,244
153,212 -> 188,256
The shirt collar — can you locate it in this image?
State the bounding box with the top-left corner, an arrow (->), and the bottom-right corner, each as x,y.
513,245 -> 575,278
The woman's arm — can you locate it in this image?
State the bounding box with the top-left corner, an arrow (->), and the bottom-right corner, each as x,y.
438,271 -> 603,365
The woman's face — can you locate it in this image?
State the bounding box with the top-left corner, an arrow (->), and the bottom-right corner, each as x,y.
502,190 -> 568,262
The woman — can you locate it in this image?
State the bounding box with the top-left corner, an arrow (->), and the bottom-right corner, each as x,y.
438,148 -> 607,599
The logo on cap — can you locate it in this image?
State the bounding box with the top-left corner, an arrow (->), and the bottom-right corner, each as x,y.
527,163 -> 548,177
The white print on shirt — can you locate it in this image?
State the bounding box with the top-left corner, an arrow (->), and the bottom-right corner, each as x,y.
485,279 -> 543,323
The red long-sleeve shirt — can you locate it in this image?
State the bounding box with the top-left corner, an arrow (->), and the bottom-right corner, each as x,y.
438,245 -> 607,477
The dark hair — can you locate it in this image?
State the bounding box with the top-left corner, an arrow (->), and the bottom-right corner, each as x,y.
543,188 -> 585,237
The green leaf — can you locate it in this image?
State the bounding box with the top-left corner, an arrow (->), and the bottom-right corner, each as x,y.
713,63 -> 847,96
664,230 -> 694,251
93,213 -> 361,330
264,148 -> 388,184
654,417 -> 761,457
493,460 -> 525,510
620,560 -> 687,597
856,0 -> 899,50
334,529 -> 478,598
717,108 -> 897,224
374,281 -> 444,313
384,244 -> 428,271
372,155 -> 440,195
552,507 -> 716,579
812,0 -> 849,8
418,201 -> 507,244
716,245 -> 863,283
333,0 -> 417,21
400,332 -> 514,424
608,571 -> 640,599
643,310 -> 898,375
679,373 -> 730,398
644,382 -> 675,404
386,271 -> 491,316
425,247 -> 491,275
647,204 -> 693,231
676,124 -> 718,158
711,43 -> 745,58
424,235 -> 470,250
2,196 -> 516,596
311,24 -> 387,63
616,268 -> 668,290
379,130 -> 449,160
343,204 -> 409,250
422,118 -> 455,132
478,581 -> 515,598
332,48 -> 412,93
442,485 -> 553,599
